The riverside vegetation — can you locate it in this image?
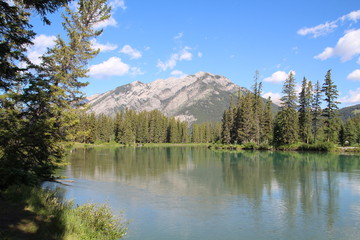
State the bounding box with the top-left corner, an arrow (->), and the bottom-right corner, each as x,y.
71,70 -> 359,152
0,0 -> 359,239
0,0 -> 127,239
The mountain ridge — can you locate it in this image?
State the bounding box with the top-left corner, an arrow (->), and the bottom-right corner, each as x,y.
87,72 -> 275,124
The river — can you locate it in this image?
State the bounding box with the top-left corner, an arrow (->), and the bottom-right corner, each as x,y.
52,146 -> 360,240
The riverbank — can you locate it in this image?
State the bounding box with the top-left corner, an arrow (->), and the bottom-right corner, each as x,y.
0,185 -> 127,240
70,141 -> 360,153
71,142 -> 209,149
209,142 -> 360,153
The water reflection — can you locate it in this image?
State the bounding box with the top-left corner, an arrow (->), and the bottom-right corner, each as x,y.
65,147 -> 360,240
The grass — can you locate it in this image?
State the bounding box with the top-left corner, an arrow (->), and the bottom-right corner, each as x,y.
210,142 -> 343,152
71,141 -> 209,149
0,185 -> 127,240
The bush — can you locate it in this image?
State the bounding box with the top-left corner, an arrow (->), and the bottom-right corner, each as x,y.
298,142 -> 335,152
242,142 -> 258,150
1,186 -> 128,240
258,143 -> 272,150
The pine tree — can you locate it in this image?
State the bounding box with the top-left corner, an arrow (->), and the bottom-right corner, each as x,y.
312,80 -> 322,143
122,109 -> 136,144
340,118 -> 357,146
114,112 -> 123,143
136,111 -> 149,143
236,93 -> 255,144
221,96 -> 235,144
252,70 -> 263,144
298,77 -> 313,143
180,122 -> 189,143
0,0 -> 110,188
0,0 -> 70,91
168,117 -> 181,143
273,72 -> 299,145
321,70 -> 340,142
261,97 -> 273,144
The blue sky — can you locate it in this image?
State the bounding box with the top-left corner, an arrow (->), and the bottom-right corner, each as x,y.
29,0 -> 360,107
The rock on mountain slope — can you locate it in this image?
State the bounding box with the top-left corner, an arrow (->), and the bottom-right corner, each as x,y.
87,72 -> 251,124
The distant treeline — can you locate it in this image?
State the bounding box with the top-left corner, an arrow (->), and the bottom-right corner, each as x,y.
73,109 -> 222,144
73,70 -> 360,147
220,70 -> 360,147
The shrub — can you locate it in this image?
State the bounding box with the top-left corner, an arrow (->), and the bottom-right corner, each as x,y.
298,142 -> 335,152
1,186 -> 128,240
242,142 -> 258,150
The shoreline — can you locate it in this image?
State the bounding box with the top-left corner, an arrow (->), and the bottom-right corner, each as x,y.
69,142 -> 360,153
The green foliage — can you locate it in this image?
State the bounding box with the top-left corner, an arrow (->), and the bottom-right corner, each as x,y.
221,96 -> 235,144
261,97 -> 273,144
298,78 -> 313,143
273,72 -> 299,145
1,185 -> 127,240
221,71 -> 272,145
339,116 -> 360,146
192,122 -> 220,143
297,142 -> 335,152
312,80 -> 322,143
273,108 -> 299,145
321,70 -> 341,142
242,142 -> 258,150
75,109 -> 193,145
0,0 -> 111,189
280,71 -> 297,109
68,203 -> 127,240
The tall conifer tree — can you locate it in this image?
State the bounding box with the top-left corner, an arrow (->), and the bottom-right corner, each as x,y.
298,77 -> 313,143
321,70 -> 340,142
273,72 -> 299,145
312,80 -> 322,143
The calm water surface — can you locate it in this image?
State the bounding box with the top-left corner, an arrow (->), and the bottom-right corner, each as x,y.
55,147 -> 360,240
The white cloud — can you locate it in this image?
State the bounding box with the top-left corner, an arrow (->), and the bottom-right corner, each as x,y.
94,16 -> 117,29
110,0 -> 126,10
263,70 -> 295,83
347,69 -> 360,81
262,92 -> 282,105
27,34 -> 56,64
197,52 -> 203,58
179,47 -> 192,61
297,9 -> 360,38
314,47 -> 334,60
297,21 -> 338,38
91,39 -> 118,52
157,46 -> 193,71
341,10 -> 360,22
171,70 -> 187,78
314,29 -> 360,61
120,45 -> 142,59
339,88 -> 360,104
174,32 -> 184,40
89,57 -> 129,78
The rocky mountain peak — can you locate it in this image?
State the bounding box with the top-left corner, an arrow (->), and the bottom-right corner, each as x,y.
87,72 -> 248,124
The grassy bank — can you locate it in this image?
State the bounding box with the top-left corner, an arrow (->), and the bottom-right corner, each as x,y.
71,142 -> 209,149
209,142 -> 360,153
0,185 -> 127,240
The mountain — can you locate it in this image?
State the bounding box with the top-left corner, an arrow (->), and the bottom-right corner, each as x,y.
339,104 -> 360,120
87,72 -> 278,124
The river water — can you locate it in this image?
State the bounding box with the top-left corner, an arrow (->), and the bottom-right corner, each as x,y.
54,147 -> 360,240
